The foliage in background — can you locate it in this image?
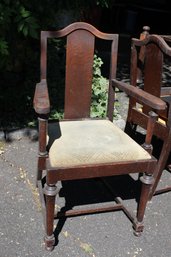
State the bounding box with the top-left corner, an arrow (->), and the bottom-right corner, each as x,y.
0,0 -> 112,71
0,0 -> 40,71
91,54 -> 120,119
56,0 -> 111,9
0,0 -> 113,70
91,54 -> 108,118
0,0 -> 113,129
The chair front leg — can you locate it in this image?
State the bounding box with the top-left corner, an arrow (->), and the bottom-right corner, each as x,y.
44,183 -> 58,251
36,116 -> 48,187
148,134 -> 171,199
133,172 -> 154,236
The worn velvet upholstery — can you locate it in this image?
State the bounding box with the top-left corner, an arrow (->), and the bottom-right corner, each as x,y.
48,120 -> 151,168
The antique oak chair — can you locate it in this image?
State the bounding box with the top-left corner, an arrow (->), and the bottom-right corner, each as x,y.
119,30 -> 171,199
33,22 -> 166,250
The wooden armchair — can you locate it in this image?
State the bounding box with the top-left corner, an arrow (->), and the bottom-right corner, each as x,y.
33,22 -> 166,251
122,30 -> 171,199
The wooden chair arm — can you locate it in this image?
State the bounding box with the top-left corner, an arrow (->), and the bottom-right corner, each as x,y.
33,79 -> 50,115
112,79 -> 167,111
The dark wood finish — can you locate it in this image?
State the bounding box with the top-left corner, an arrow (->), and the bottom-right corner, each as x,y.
136,26 -> 150,84
141,111 -> 158,154
33,22 -> 158,251
33,79 -> 50,115
124,29 -> 171,199
143,44 -> 163,98
46,158 -> 156,184
129,108 -> 169,140
64,29 -> 94,119
56,204 -> 123,217
112,80 -> 166,110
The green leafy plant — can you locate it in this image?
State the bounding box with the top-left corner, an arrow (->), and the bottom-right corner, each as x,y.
15,6 -> 39,38
91,54 -> 108,117
0,37 -> 9,69
0,1 -> 40,72
57,0 -> 111,9
0,38 -> 8,55
91,54 -> 120,119
96,0 -> 109,8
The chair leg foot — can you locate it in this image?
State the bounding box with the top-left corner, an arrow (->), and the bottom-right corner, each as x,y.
44,234 -> 55,251
44,183 -> 58,251
134,173 -> 153,236
133,230 -> 142,237
133,222 -> 144,237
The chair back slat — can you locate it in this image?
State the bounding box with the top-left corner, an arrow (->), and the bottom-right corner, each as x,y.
64,29 -> 95,119
144,43 -> 163,97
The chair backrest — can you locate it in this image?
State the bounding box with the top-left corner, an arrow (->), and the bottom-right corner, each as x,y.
131,34 -> 171,126
40,22 -> 118,121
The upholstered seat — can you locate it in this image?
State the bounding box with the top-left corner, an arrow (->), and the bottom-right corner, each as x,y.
48,120 -> 151,168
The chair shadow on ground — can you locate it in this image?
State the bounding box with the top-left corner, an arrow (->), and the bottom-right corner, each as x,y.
53,173 -> 142,246
52,127 -> 171,247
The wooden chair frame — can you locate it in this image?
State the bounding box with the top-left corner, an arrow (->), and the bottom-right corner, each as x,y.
123,29 -> 171,199
33,22 -> 166,251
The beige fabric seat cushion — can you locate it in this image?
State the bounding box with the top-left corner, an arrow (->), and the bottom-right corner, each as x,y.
48,120 -> 151,168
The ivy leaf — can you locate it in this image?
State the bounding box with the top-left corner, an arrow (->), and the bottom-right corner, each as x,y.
17,21 -> 25,32
0,38 -> 9,56
22,26 -> 28,37
20,7 -> 31,18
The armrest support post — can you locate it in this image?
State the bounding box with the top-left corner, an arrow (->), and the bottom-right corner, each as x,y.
38,117 -> 48,156
142,111 -> 158,154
